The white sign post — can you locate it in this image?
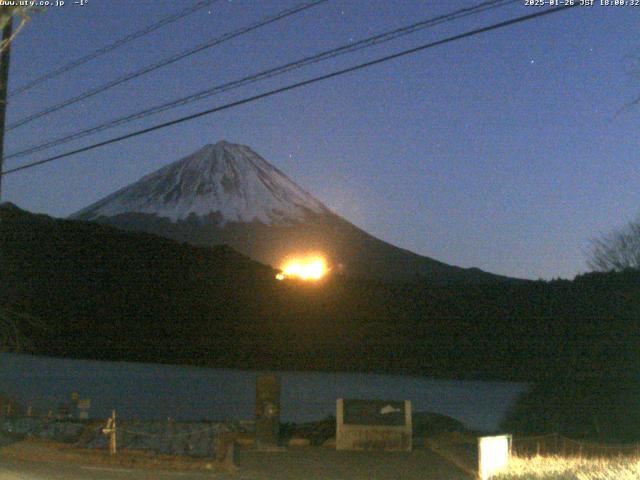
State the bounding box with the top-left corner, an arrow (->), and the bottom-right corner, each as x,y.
478,434 -> 511,480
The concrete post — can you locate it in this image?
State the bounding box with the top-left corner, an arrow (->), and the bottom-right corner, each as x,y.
255,374 -> 281,451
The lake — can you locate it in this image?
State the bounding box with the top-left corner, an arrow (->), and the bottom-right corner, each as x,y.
0,353 -> 527,431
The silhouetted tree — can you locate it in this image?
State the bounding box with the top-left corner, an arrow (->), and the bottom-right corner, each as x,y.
588,217 -> 640,272
502,369 -> 640,443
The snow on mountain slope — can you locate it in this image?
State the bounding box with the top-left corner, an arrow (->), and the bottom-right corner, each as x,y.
72,141 -> 330,224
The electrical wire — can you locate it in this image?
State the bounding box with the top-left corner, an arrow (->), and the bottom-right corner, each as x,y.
6,0 -> 329,131
10,0 -> 220,98
5,0 -> 518,161
1,4 -> 577,178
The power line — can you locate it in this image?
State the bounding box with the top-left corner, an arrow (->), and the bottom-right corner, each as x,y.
6,0 -> 329,131
0,15 -> 12,200
10,0 -> 220,98
6,0 -> 518,161
1,4 -> 577,178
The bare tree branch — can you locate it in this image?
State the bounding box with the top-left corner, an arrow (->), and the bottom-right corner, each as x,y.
588,217 -> 640,272
0,6 -> 37,53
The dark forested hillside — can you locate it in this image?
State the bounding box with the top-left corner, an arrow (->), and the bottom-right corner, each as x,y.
2,203 -> 639,382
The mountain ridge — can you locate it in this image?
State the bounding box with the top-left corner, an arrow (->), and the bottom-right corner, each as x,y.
72,140 -> 516,284
2,202 -> 638,383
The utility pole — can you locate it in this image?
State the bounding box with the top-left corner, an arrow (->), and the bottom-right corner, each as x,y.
0,10 -> 12,201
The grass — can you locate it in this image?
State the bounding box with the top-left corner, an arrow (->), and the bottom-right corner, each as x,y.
0,436 -> 225,472
493,455 -> 640,480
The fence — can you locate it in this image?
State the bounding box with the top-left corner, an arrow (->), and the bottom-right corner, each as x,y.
1,414 -> 254,458
7,396 -> 640,462
512,433 -> 640,458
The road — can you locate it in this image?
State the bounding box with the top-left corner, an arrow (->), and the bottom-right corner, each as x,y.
0,450 -> 472,480
0,433 -> 471,480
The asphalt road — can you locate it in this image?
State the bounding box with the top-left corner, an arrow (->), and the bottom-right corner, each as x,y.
1,449 -> 473,480
0,432 -> 471,480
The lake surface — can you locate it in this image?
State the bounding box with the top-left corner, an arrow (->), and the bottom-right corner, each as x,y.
0,353 -> 527,431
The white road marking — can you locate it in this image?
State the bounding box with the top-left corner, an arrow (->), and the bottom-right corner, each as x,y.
80,466 -> 135,473
80,465 -> 216,477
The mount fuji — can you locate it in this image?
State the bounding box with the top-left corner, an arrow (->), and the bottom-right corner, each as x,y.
72,141 -> 511,283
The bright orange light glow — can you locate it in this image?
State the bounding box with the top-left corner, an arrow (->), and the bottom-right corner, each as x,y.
276,256 -> 328,281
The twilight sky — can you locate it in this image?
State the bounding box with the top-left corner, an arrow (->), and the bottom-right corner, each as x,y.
3,0 -> 639,280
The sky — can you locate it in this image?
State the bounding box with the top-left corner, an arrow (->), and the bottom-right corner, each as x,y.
2,0 -> 639,280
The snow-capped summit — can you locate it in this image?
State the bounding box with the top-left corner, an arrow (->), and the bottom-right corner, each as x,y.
72,141 -> 330,225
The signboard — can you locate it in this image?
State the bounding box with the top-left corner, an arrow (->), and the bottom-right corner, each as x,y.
336,398 -> 412,451
343,399 -> 406,426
